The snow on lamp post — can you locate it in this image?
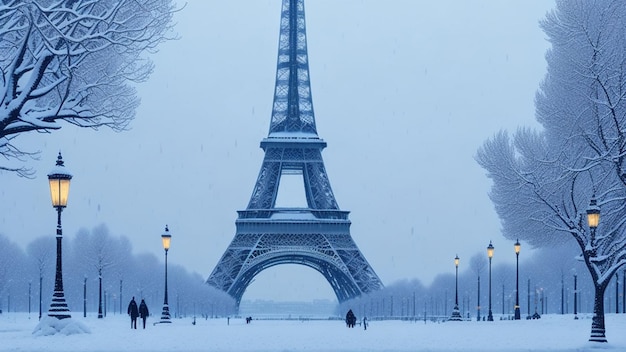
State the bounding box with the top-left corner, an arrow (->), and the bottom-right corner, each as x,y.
159,226 -> 172,323
449,255 -> 462,321
487,241 -> 494,322
514,239 -> 521,320
47,152 -> 72,319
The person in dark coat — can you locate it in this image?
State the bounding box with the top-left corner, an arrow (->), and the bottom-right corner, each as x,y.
127,296 -> 139,329
139,299 -> 149,329
345,309 -> 356,328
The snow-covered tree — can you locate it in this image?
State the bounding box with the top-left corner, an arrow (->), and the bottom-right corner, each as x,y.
26,236 -> 55,319
476,0 -> 626,342
468,253 -> 486,319
0,233 -> 27,313
0,0 -> 174,176
72,224 -> 119,318
129,252 -> 160,302
0,227 -> 237,317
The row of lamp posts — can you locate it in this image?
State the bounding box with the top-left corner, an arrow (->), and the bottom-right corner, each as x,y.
445,239 -> 518,321
449,241 -> 499,321
45,153 -> 173,324
448,240 -> 522,321
46,153 -> 602,323
450,195 -> 601,322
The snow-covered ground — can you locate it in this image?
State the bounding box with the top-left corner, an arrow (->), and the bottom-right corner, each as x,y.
2,312 -> 626,351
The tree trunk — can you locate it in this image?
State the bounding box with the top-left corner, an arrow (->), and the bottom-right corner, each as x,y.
590,282 -> 608,343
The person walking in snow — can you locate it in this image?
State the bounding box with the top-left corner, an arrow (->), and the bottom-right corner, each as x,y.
127,296 -> 139,329
139,299 -> 150,329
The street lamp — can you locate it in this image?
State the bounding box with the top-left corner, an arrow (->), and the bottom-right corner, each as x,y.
38,274 -> 42,320
586,196 -> 600,319
532,285 -> 541,319
587,196 -> 607,342
119,279 -> 123,315
514,239 -> 521,320
28,281 -> 31,318
527,278 -> 531,319
83,276 -> 87,318
586,197 -> 600,230
574,273 -> 578,320
487,241 -> 494,321
477,275 -> 481,321
615,273 -> 619,314
449,255 -> 462,321
98,268 -> 103,318
159,225 -> 172,323
47,152 -> 72,319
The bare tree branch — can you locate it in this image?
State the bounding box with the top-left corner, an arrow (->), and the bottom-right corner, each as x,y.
0,0 -> 176,176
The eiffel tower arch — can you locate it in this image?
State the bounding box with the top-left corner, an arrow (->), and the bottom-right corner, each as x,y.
207,0 -> 383,306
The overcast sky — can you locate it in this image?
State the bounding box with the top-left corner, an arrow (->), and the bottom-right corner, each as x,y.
1,1 -> 555,302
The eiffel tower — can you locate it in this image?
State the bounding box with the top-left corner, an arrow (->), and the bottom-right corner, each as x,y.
207,0 -> 383,306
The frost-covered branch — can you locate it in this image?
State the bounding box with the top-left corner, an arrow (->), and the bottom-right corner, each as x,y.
477,1 -> 626,343
0,0 -> 176,176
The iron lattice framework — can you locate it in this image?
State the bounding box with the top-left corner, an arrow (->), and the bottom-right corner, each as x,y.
207,0 -> 383,307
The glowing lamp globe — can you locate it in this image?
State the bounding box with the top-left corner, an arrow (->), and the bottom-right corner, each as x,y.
161,226 -> 172,251
586,198 -> 600,229
48,152 -> 72,208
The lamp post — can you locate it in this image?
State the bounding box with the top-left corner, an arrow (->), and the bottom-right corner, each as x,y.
83,276 -> 87,318
38,275 -> 42,320
615,271 -> 619,314
477,275 -> 481,321
28,281 -> 31,318
514,239 -> 521,320
449,255 -> 462,321
532,286 -> 541,319
527,278 -> 531,319
98,268 -> 103,318
159,225 -> 172,323
487,241 -> 494,321
561,275 -> 565,314
574,274 -> 578,320
587,196 -> 605,342
47,152 -> 72,319
119,279 -> 123,315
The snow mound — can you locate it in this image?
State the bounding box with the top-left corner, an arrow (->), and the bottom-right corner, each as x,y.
32,316 -> 91,336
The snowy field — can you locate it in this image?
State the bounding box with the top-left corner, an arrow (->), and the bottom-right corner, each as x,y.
3,313 -> 626,351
